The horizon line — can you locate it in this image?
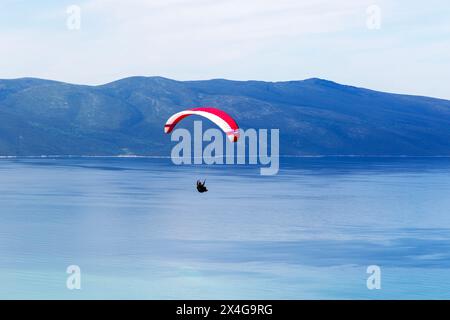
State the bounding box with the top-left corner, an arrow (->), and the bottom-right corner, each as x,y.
0,75 -> 448,101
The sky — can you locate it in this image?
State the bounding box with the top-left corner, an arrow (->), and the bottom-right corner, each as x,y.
0,0 -> 449,99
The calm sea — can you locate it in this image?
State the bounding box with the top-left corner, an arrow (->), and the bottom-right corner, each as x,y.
0,157 -> 449,299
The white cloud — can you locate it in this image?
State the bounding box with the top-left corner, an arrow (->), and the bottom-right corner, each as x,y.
0,0 -> 449,99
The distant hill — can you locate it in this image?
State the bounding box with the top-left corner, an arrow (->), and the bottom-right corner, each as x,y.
1,76 -> 450,156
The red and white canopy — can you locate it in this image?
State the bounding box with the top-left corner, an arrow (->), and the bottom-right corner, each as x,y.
164,107 -> 240,142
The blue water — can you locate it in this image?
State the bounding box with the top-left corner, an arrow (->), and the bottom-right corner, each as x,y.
0,157 -> 450,299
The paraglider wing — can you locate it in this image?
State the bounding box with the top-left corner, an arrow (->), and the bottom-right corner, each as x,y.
164,107 -> 240,142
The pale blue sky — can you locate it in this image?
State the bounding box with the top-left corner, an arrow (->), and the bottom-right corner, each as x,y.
1,0 -> 449,99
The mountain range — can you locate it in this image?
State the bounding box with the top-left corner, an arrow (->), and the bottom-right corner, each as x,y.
1,76 -> 450,156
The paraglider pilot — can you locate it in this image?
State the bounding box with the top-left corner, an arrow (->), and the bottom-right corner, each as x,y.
196,180 -> 208,193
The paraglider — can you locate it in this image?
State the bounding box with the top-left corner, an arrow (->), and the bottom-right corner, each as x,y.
196,180 -> 208,193
165,107 -> 240,193
164,107 -> 240,142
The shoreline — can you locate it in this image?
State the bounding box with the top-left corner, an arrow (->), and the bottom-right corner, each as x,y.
1,155 -> 450,159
